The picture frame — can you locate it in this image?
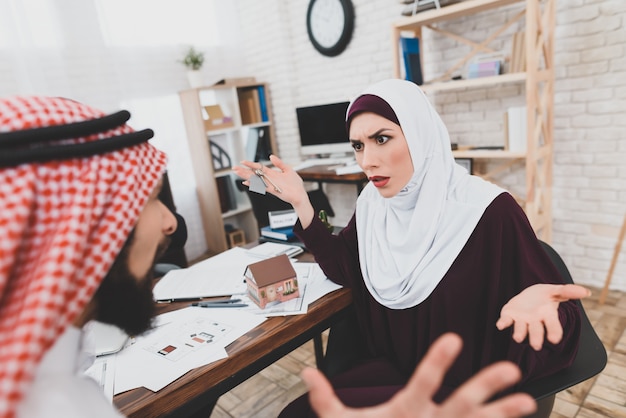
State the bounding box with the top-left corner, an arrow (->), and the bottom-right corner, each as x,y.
227,229 -> 246,248
455,158 -> 473,174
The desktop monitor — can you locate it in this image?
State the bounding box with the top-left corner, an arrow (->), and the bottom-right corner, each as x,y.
296,101 -> 352,157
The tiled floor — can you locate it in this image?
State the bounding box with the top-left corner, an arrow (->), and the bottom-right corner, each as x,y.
210,286 -> 626,418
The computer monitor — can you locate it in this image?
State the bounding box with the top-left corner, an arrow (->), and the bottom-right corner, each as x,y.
296,101 -> 352,157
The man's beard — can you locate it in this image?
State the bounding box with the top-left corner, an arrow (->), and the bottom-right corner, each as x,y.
94,231 -> 171,336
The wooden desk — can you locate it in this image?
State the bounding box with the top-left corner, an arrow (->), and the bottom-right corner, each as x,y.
114,260 -> 352,418
297,164 -> 367,194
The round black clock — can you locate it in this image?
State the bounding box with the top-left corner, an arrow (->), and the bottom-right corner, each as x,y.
306,0 -> 355,57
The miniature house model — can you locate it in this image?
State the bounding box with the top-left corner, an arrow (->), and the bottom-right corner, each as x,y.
244,254 -> 299,309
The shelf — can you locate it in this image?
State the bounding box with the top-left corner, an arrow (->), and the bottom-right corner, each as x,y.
391,0 -> 556,240
222,204 -> 252,218
179,81 -> 276,254
205,126 -> 239,136
421,72 -> 526,93
393,0 -> 522,28
453,149 -> 525,159
242,121 -> 271,129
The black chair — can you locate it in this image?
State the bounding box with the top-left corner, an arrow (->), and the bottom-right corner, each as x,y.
321,240 -> 607,418
241,182 -> 335,229
516,240 -> 608,417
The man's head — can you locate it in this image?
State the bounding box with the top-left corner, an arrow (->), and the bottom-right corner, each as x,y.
0,96 -> 174,417
92,178 -> 177,336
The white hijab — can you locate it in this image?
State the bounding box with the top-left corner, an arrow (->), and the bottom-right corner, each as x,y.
352,79 -> 504,309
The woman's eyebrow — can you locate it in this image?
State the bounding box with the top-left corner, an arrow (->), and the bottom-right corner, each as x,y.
368,128 -> 391,139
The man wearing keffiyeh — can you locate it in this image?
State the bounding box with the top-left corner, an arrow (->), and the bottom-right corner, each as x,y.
0,96 -> 177,418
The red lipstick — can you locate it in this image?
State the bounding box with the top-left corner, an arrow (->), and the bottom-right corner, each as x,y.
369,176 -> 390,188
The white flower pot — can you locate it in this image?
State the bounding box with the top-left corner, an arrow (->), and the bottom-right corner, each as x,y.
186,70 -> 204,88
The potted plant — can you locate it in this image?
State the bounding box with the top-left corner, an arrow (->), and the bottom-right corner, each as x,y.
180,46 -> 205,87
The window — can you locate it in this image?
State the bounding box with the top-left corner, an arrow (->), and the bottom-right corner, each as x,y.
95,0 -> 218,47
0,0 -> 62,48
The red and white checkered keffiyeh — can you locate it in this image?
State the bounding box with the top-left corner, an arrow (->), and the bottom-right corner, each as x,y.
0,96 -> 167,418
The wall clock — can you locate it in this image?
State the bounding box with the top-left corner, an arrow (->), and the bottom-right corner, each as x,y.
306,0 -> 355,57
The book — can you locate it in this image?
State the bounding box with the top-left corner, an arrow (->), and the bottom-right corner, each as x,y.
506,106 -> 527,153
510,31 -> 526,73
257,86 -> 269,122
260,225 -> 296,241
258,235 -> 306,249
400,37 -> 423,85
467,60 -> 501,78
215,175 -> 238,213
245,128 -> 259,162
237,88 -> 262,124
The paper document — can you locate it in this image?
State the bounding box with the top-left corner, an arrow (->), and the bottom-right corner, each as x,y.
153,247 -> 262,301
205,262 -> 342,317
85,355 -> 116,402
297,262 -> 342,303
113,307 -> 265,393
246,242 -> 303,259
237,284 -> 308,316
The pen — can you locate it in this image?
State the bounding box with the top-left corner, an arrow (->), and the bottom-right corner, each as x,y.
156,297 -> 204,303
156,296 -> 236,303
191,302 -> 249,308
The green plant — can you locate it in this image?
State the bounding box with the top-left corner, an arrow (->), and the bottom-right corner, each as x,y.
180,47 -> 204,71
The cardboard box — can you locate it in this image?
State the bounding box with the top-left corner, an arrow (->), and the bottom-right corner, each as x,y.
244,254 -> 299,309
204,105 -> 234,131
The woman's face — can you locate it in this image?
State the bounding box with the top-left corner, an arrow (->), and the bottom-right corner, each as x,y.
349,112 -> 414,198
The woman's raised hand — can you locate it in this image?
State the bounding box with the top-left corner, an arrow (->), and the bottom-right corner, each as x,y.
233,155 -> 316,228
496,284 -> 591,350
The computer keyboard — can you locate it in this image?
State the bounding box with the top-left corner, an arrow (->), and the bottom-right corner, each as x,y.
293,156 -> 355,171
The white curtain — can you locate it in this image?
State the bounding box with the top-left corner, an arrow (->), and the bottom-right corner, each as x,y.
0,0 -> 248,260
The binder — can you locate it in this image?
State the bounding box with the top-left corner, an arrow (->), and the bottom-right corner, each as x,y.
237,89 -> 262,124
216,175 -> 238,213
245,128 -> 260,162
400,37 -> 423,85
257,86 -> 269,122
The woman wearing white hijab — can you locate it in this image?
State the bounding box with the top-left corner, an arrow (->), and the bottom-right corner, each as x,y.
234,79 -> 589,416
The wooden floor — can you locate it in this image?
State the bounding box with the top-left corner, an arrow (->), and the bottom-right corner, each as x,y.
209,286 -> 626,418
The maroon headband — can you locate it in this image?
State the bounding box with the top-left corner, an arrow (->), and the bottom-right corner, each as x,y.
346,94 -> 400,130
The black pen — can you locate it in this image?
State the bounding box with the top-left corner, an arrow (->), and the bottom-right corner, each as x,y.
191,302 -> 248,308
156,297 -> 204,303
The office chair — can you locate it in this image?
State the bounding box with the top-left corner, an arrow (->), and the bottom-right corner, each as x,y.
237,180 -> 335,229
515,240 -> 608,417
320,240 -> 607,418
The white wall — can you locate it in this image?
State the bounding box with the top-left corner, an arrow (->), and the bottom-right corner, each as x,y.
236,0 -> 626,292
0,1 -> 250,261
2,0 -> 624,290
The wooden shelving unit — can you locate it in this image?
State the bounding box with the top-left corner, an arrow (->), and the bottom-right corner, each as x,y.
179,81 -> 277,255
392,0 -> 555,240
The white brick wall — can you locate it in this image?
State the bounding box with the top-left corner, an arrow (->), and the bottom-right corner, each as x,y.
2,1 -> 623,290
237,0 -> 626,292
